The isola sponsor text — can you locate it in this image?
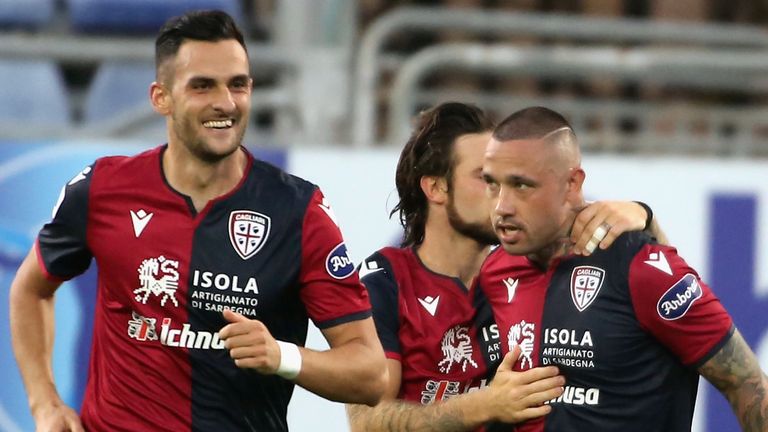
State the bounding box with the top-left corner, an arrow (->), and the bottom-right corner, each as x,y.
192,269 -> 259,294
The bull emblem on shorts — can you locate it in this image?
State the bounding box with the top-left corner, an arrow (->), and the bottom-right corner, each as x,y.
229,210 -> 271,260
570,266 -> 605,312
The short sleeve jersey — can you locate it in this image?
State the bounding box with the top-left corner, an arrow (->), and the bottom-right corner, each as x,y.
360,247 -> 499,404
35,145 -> 371,432
477,232 -> 733,432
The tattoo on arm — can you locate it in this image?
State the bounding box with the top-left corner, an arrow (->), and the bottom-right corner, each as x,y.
698,329 -> 768,432
346,401 -> 469,432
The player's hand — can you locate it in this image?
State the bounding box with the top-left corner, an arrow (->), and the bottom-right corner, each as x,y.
485,345 -> 564,424
220,309 -> 281,374
33,402 -> 84,432
571,201 -> 648,255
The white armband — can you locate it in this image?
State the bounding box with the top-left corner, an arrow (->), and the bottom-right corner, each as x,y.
276,341 -> 302,380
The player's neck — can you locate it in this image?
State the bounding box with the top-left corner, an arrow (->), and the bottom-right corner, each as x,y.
163,145 -> 248,212
527,211 -> 580,269
527,238 -> 572,270
417,222 -> 491,287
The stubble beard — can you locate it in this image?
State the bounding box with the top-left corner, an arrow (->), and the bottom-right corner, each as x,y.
446,194 -> 498,246
172,113 -> 246,164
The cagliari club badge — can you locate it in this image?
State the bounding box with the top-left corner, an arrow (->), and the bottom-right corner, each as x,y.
570,266 -> 605,312
228,210 -> 271,260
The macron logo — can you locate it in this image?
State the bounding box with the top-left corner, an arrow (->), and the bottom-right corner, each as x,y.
358,260 -> 384,279
645,250 -> 672,275
318,197 -> 339,226
130,209 -> 154,238
418,295 -> 440,316
504,278 -> 518,303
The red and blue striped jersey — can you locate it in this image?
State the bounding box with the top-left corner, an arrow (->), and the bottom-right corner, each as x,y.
477,232 -> 733,432
35,145 -> 371,431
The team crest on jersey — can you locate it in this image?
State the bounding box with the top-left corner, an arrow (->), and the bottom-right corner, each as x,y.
570,266 -> 605,312
438,325 -> 478,373
421,380 -> 461,404
127,311 -> 158,342
325,242 -> 355,279
228,210 -> 271,260
507,320 -> 535,369
134,256 -> 180,307
657,273 -> 702,320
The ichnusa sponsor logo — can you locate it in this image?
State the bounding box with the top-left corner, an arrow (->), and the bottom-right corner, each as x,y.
326,242 -> 355,279
548,385 -> 600,406
657,273 -> 703,320
420,380 -> 461,404
127,312 -> 158,342
420,378 -> 490,404
160,318 -> 225,350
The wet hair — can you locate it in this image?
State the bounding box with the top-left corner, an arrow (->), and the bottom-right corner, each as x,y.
392,102 -> 494,247
493,106 -> 574,141
155,10 -> 247,78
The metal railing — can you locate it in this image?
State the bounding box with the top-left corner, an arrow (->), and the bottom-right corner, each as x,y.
387,44 -> 768,155
414,90 -> 768,157
0,33 -> 302,143
354,6 -> 768,146
0,33 -> 297,68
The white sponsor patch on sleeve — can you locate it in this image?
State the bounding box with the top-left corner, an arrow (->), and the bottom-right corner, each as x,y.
656,273 -> 703,320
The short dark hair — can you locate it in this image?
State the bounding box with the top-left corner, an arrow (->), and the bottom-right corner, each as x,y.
493,106 -> 573,141
155,10 -> 247,75
392,102 -> 494,247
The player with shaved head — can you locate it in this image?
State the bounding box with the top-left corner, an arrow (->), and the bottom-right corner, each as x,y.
478,106 -> 768,431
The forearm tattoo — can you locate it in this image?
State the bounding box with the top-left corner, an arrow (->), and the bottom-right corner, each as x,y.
347,401 -> 469,432
699,330 -> 768,432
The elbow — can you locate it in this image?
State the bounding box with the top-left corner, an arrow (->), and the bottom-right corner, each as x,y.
359,357 -> 388,406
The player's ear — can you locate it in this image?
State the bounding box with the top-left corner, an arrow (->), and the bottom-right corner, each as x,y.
566,167 -> 586,201
150,81 -> 171,115
420,175 -> 448,204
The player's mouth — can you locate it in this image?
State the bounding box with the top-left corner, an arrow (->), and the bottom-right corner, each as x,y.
202,119 -> 235,129
495,222 -> 523,243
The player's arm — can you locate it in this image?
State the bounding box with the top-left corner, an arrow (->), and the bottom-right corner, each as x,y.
346,347 -> 564,431
698,329 -> 768,432
11,165 -> 92,432
570,200 -> 667,255
221,189 -> 387,405
220,309 -> 387,405
10,248 -> 84,432
299,316 -> 388,405
629,243 -> 765,431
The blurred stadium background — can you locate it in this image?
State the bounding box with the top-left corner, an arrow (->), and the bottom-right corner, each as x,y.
0,0 -> 767,431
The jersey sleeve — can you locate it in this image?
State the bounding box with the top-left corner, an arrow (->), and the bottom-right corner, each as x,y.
628,244 -> 734,367
298,188 -> 371,329
359,251 -> 401,360
35,164 -> 94,281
